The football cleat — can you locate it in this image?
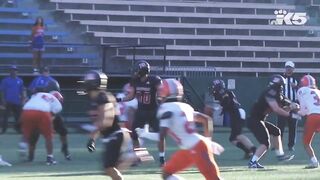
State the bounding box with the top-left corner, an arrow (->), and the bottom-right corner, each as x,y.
305,161 -> 319,169
0,159 -> 12,167
248,161 -> 264,169
46,156 -> 57,166
61,144 -> 71,161
277,154 -> 295,162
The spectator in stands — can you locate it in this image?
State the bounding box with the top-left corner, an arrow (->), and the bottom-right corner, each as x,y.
0,65 -> 25,133
277,61 -> 299,152
31,16 -> 45,74
28,66 -> 71,160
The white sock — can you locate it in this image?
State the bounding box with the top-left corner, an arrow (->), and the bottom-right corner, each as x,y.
251,155 -> 259,162
159,152 -> 165,157
47,154 -> 53,158
311,156 -> 318,163
275,149 -> 284,156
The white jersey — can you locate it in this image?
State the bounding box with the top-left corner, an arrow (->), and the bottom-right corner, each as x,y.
116,93 -> 138,122
23,92 -> 62,114
157,102 -> 202,149
297,87 -> 320,116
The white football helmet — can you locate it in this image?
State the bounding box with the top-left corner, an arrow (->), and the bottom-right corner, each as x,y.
157,78 -> 183,101
300,75 -> 316,88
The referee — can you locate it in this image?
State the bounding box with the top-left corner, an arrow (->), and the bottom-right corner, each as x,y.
277,61 -> 299,152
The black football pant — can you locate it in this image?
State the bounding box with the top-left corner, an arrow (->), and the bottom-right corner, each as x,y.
2,103 -> 22,133
53,114 -> 68,136
131,108 -> 159,141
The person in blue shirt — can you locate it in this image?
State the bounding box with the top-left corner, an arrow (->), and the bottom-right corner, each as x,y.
28,66 -> 71,160
28,66 -> 57,94
0,65 -> 25,133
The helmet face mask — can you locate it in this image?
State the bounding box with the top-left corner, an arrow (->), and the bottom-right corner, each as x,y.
134,60 -> 150,78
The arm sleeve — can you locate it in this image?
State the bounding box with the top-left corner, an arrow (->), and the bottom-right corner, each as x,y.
297,89 -> 308,116
158,111 -> 173,128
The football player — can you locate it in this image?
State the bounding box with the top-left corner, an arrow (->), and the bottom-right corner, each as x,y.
28,67 -> 71,160
247,74 -> 299,168
156,78 -> 222,180
116,60 -> 163,163
116,83 -> 137,129
297,75 -> 320,168
83,70 -> 152,179
211,79 -> 256,159
20,88 -> 63,165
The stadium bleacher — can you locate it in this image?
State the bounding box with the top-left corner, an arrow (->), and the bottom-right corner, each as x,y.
0,3 -> 99,75
47,0 -> 320,76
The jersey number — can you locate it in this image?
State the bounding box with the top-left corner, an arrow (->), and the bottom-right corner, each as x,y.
311,91 -> 320,106
41,94 -> 54,102
137,92 -> 151,104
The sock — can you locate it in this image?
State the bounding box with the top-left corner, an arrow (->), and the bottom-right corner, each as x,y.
159,152 -> 165,158
236,142 -> 250,153
311,156 -> 318,163
275,149 -> 284,156
251,155 -> 259,162
47,154 -> 53,158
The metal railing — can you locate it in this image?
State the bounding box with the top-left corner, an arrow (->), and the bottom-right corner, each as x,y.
102,44 -> 167,76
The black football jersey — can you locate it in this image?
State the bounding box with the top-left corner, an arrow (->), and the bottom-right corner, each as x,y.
214,90 -> 240,114
89,91 -> 120,137
131,75 -> 161,110
250,86 -> 283,120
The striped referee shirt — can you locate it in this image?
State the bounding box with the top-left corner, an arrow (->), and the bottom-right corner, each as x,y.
283,75 -> 298,101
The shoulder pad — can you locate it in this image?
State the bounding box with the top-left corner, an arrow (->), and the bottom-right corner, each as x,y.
267,89 -> 277,96
159,111 -> 173,120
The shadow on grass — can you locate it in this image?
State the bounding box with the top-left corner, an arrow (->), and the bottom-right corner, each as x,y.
220,167 -> 277,173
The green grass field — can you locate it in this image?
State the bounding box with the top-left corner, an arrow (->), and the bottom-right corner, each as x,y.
0,127 -> 320,180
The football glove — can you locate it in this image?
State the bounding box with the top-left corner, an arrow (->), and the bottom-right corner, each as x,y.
289,102 -> 300,112
87,138 -> 96,152
290,111 -> 302,120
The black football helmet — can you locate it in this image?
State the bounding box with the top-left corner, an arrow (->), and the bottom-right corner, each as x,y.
133,60 -> 150,77
269,74 -> 285,87
83,70 -> 108,91
47,79 -> 60,92
269,74 -> 285,92
211,79 -> 226,95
